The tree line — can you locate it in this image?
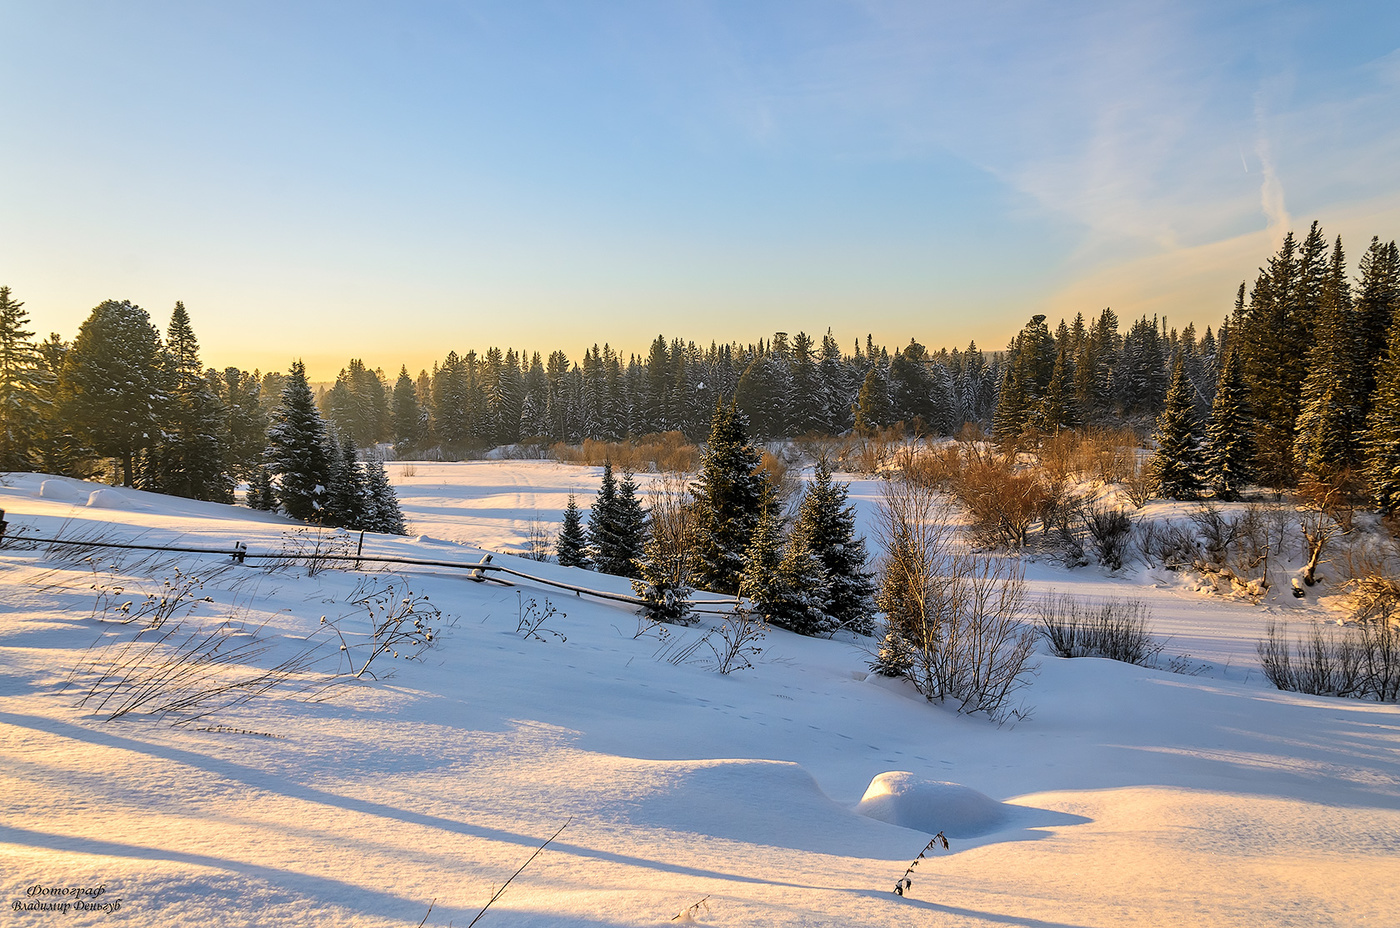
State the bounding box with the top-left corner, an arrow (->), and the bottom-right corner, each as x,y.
1,218 -> 1397,521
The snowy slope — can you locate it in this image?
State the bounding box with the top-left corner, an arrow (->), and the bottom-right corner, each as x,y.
1,465 -> 1398,927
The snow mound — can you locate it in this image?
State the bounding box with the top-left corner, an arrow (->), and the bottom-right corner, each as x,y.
856,771 -> 1010,837
37,479 -> 84,501
86,488 -> 133,510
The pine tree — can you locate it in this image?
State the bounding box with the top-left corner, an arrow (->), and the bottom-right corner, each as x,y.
247,464 -> 277,511
556,494 -> 591,568
1149,352 -> 1203,499
146,302 -> 231,502
1201,345 -> 1253,500
325,432 -> 368,528
739,487 -> 792,626
690,401 -> 765,594
853,365 -> 895,432
0,287 -> 49,471
588,463 -> 647,577
792,458 -> 875,635
1294,237 -> 1363,479
363,457 -> 406,534
265,360 -> 334,522
58,299 -> 172,486
391,366 -> 423,454
1364,301 -> 1400,515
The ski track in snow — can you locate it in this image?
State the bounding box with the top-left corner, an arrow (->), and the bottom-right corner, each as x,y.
1,463 -> 1398,927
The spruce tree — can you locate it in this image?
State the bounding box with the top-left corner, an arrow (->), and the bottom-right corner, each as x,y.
1364,302 -> 1400,515
325,432 -> 368,528
265,360 -> 334,522
588,461 -> 619,568
690,402 -> 765,594
247,464 -> 277,511
58,299 -> 170,485
1294,237 -> 1363,479
556,494 -> 591,568
740,488 -> 790,625
853,365 -> 895,432
792,458 -> 875,634
1149,352 -> 1204,500
1201,346 -> 1253,500
146,302 -> 232,502
363,457 -> 406,534
0,287 -> 48,472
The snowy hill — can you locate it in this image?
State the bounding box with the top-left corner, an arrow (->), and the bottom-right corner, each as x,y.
2,464 -> 1398,927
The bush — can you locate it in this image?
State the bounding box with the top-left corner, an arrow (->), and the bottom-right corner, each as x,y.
873,479 -> 1037,722
1080,504 -> 1133,571
1258,620 -> 1400,702
552,432 -> 697,473
1036,593 -> 1162,665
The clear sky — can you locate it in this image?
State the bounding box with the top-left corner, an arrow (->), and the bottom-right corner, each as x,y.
2,1 -> 1398,380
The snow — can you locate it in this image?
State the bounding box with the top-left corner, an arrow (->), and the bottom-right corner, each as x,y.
1,463 -> 1398,927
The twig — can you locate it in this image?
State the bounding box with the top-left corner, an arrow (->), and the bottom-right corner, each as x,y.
466,818 -> 571,927
893,831 -> 949,896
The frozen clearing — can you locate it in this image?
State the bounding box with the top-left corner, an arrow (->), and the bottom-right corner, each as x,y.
2,462 -> 1398,927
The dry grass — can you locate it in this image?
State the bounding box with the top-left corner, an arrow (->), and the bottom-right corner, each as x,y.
552,431 -> 698,473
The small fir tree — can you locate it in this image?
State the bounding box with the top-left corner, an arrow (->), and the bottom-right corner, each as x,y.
556,494 -> 591,568
1149,352 -> 1204,500
792,458 -> 875,635
363,457 -> 406,534
247,464 -> 277,511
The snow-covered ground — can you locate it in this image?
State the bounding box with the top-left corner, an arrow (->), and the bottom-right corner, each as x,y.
2,463 -> 1397,927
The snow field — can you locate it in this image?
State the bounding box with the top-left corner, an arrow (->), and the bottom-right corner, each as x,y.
2,463 -> 1399,926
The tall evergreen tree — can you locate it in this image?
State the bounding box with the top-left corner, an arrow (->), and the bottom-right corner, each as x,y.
58,299 -> 170,486
146,303 -> 231,501
690,401 -> 765,594
1149,352 -> 1204,499
1364,300 -> 1400,515
853,365 -> 895,432
265,360 -> 334,521
0,287 -> 49,471
1201,345 -> 1253,500
1294,237 -> 1363,479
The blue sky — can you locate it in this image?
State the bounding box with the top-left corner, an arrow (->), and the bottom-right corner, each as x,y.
2,1 -> 1398,379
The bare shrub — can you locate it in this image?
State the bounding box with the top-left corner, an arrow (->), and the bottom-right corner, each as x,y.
552,432 -> 697,474
1258,621 -> 1364,698
952,452 -> 1048,549
633,473 -> 697,626
841,425 -> 905,474
1346,574 -> 1400,624
873,479 -> 1037,721
758,447 -> 801,512
705,606 -> 768,674
1258,618 -> 1400,702
265,527 -> 355,576
1036,593 -> 1162,665
329,575 -> 445,678
523,517 -> 553,562
514,593 -> 566,644
1135,519 -> 1200,570
1121,453 -> 1154,509
71,612 -> 335,724
1080,504 -> 1133,571
896,441 -> 962,492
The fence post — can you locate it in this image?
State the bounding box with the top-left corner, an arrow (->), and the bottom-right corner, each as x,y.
231,541 -> 246,565
0,509 -> 7,548
355,530 -> 365,571
470,553 -> 492,582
